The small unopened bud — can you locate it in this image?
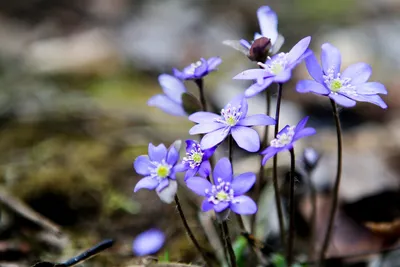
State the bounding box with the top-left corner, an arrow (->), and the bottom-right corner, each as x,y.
249,37 -> 271,63
302,148 -> 320,172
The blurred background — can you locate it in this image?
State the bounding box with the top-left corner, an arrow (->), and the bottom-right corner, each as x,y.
0,0 -> 400,266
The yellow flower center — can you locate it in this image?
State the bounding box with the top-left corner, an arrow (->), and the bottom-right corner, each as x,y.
192,153 -> 202,163
216,191 -> 229,201
156,165 -> 170,178
330,80 -> 342,92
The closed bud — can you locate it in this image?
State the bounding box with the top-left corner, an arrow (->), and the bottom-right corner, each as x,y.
249,37 -> 271,62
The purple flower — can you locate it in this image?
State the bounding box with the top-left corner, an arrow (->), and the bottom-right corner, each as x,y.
189,95 -> 275,152
173,57 -> 222,80
148,74 -> 187,117
132,228 -> 165,256
133,143 -> 180,203
240,6 -> 284,55
296,43 -> 387,108
177,140 -> 216,181
186,158 -> 257,218
233,36 -> 311,98
261,116 -> 316,165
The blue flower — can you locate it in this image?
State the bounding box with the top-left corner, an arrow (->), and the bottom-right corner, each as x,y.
296,43 -> 387,108
177,140 -> 216,181
132,228 -> 165,256
261,116 -> 316,165
189,95 -> 276,152
133,143 -> 180,203
148,74 -> 187,116
173,57 -> 222,80
233,36 -> 311,98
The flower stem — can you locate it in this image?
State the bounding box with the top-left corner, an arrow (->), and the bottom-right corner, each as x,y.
222,221 -> 237,267
272,83 -> 285,246
287,148 -> 296,266
308,170 -> 317,259
174,195 -> 213,266
195,78 -> 207,112
318,99 -> 343,265
252,90 -> 271,232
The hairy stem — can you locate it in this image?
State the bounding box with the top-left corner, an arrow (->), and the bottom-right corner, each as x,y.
318,99 -> 343,265
272,83 -> 285,246
175,195 -> 213,266
287,148 -> 296,266
222,221 -> 237,267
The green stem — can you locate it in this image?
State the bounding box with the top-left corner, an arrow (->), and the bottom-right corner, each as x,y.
287,148 -> 296,266
318,99 -> 343,265
272,83 -> 285,246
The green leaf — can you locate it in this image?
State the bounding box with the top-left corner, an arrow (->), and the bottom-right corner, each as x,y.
159,250 -> 169,262
271,253 -> 286,267
182,92 -> 202,115
233,236 -> 248,267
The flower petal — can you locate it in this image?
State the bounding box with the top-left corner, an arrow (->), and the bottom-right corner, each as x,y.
214,202 -> 230,213
172,68 -> 187,80
207,57 -> 222,70
295,116 -> 310,132
158,74 -> 186,103
231,126 -> 260,152
230,196 -> 257,215
347,94 -> 387,109
185,139 -> 198,153
200,127 -> 229,150
342,63 -> 372,85
134,177 -> 159,192
329,93 -> 356,107
244,78 -> 273,98
294,127 -> 316,141
286,36 -> 311,66
133,229 -> 165,256
148,94 -> 186,117
227,95 -> 248,118
232,69 -> 267,80
356,82 -> 387,95
189,122 -> 224,135
156,179 -> 169,192
257,6 -> 278,44
240,39 -> 251,50
198,161 -> 211,178
194,58 -> 208,78
186,177 -> 212,196
261,147 -> 279,165
166,146 -> 179,165
213,157 -> 233,184
134,155 -> 152,176
273,69 -> 292,83
184,167 -> 198,181
203,146 -> 217,160
148,143 -> 167,162
202,200 -> 214,212
157,180 -> 177,204
305,52 -> 324,83
231,172 -> 256,196
189,112 -> 220,123
296,80 -> 329,95
321,43 -> 341,76
239,114 -> 275,126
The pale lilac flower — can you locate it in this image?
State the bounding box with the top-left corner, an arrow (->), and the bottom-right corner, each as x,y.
233,36 -> 311,98
173,57 -> 222,80
188,95 -> 275,152
176,140 -> 216,181
133,229 -> 165,256
148,74 -> 187,116
296,43 -> 387,108
186,158 -> 257,218
133,143 -> 180,203
261,116 -> 316,165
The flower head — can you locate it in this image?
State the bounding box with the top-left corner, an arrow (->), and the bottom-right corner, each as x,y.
233,36 -> 311,98
188,95 -> 275,152
173,57 -> 222,80
176,140 -> 216,180
261,116 -> 316,165
133,143 -> 180,203
132,229 -> 165,256
186,158 -> 257,218
148,74 -> 187,116
296,43 -> 387,108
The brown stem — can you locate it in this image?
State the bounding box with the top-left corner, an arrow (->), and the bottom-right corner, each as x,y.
287,148 -> 296,265
308,171 -> 317,259
318,99 -> 343,265
222,221 -> 237,267
195,78 -> 207,112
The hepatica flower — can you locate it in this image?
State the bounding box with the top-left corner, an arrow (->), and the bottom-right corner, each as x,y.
133,228 -> 165,256
186,158 -> 257,218
173,57 -> 222,80
148,74 -> 187,116
133,143 -> 180,203
261,116 -> 316,165
233,36 -> 311,98
296,43 -> 387,108
189,95 -> 275,152
178,140 -> 216,180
